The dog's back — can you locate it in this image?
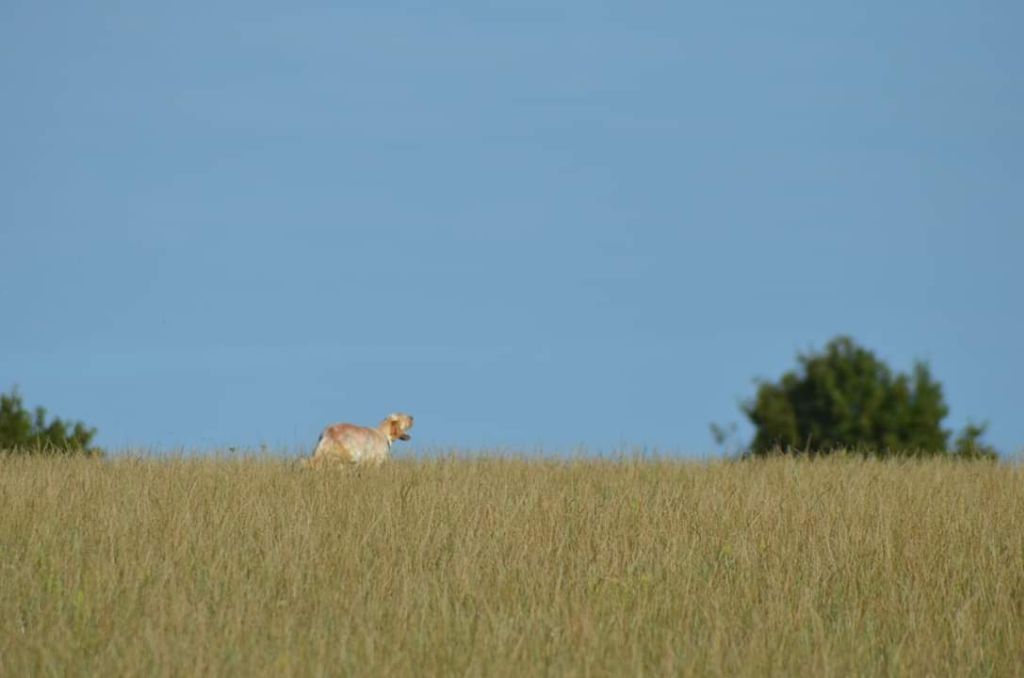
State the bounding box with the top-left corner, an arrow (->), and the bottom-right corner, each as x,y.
309,423 -> 389,466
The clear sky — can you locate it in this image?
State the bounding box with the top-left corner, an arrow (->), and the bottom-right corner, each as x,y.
2,1 -> 1021,455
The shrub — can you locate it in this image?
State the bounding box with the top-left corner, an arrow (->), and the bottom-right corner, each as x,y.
0,387 -> 100,455
742,337 -> 996,458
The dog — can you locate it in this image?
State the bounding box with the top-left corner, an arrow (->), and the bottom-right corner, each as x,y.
304,413 -> 414,467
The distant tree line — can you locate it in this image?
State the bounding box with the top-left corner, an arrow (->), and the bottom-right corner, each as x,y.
732,336 -> 997,459
0,387 -> 100,455
2,334 -> 1001,461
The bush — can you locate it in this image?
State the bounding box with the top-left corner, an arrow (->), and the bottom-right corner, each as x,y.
952,422 -> 999,460
742,337 -> 996,458
0,387 -> 100,455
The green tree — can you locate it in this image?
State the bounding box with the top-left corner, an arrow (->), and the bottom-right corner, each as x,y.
742,336 -> 995,457
0,387 -> 99,455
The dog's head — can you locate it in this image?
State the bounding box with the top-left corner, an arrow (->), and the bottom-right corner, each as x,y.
382,412 -> 414,442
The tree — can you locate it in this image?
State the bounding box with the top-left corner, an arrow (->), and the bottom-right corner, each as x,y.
742,336 -> 995,457
0,387 -> 99,455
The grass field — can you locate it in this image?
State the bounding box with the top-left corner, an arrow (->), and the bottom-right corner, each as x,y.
1,453 -> 1022,676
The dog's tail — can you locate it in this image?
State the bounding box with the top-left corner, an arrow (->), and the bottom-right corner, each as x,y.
298,432 -> 325,468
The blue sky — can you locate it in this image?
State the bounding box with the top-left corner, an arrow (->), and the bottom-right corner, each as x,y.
2,1 -> 1021,455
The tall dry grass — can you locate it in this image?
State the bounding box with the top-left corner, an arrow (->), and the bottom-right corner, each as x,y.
1,453 -> 1022,676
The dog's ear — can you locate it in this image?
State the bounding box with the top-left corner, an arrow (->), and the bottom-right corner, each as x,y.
388,417 -> 402,439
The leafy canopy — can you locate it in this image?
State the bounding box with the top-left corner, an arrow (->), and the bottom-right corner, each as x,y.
0,387 -> 99,455
743,337 -> 995,458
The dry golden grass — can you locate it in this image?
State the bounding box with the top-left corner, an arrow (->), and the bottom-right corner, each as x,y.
1,453 -> 1022,676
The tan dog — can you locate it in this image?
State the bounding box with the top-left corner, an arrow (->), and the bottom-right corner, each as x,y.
304,413 -> 414,467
